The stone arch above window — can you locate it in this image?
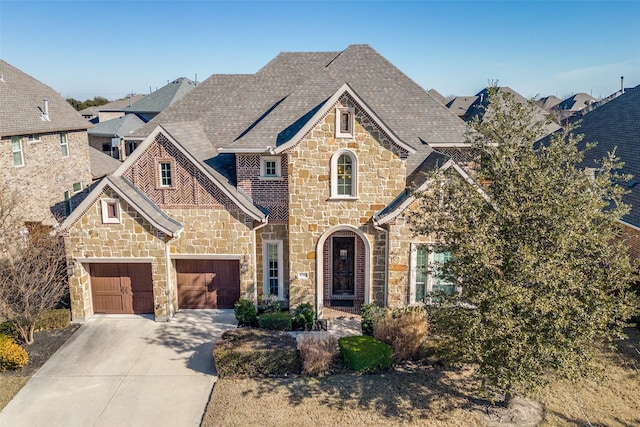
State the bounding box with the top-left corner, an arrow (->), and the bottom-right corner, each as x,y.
330,149 -> 358,199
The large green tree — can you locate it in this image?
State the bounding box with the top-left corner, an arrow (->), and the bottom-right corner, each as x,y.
408,87 -> 637,402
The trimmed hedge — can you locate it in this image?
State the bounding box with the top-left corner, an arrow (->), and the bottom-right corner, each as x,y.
0,334 -> 29,371
338,335 -> 393,373
35,309 -> 70,332
234,298 -> 258,327
214,328 -> 300,378
258,312 -> 292,331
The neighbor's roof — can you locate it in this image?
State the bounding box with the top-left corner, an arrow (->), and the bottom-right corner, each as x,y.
133,44 -> 468,181
572,85 -> 640,227
79,94 -> 146,117
0,60 -> 90,136
446,96 -> 479,117
89,146 -> 122,180
88,114 -> 145,137
535,95 -> 561,111
427,89 -> 447,105
123,77 -> 196,114
554,92 -> 596,113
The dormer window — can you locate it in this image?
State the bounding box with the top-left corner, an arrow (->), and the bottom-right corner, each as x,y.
335,107 -> 355,138
260,156 -> 281,178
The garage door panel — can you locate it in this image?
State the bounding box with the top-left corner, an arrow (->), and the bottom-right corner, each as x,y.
176,260 -> 240,309
90,263 -> 154,315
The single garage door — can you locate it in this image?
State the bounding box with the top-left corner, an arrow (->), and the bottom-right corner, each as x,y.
90,263 -> 154,314
176,259 -> 240,309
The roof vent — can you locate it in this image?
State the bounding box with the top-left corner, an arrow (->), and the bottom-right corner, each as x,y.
41,99 -> 50,121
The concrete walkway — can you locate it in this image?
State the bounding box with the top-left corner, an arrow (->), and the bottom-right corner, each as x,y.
0,310 -> 237,427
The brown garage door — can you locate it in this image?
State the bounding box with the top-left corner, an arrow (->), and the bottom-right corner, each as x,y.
176,259 -> 240,309
90,263 -> 154,314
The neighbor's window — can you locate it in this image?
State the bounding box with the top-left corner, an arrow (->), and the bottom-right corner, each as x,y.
101,198 -> 121,224
11,137 -> 24,167
260,156 -> 281,178
330,150 -> 358,198
159,162 -> 173,187
335,107 -> 355,138
28,134 -> 40,143
64,191 -> 72,216
72,182 -> 82,193
60,132 -> 69,157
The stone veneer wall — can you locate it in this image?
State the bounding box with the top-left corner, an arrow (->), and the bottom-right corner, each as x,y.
1,130 -> 91,225
167,208 -> 257,302
287,96 -> 408,312
65,189 -> 169,321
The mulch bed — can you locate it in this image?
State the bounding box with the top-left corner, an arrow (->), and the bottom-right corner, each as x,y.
1,324 -> 80,377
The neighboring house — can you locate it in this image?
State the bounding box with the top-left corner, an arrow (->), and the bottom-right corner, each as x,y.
122,77 -> 196,123
88,113 -> 146,160
427,89 -> 447,105
60,44 -> 471,323
446,96 -> 478,121
0,60 -> 92,225
89,146 -> 122,181
79,94 -> 146,123
570,85 -> 640,259
535,95 -> 561,111
552,92 -> 596,120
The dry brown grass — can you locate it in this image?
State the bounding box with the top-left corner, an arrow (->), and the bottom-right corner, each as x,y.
204,327 -> 640,426
0,376 -> 28,410
299,335 -> 339,376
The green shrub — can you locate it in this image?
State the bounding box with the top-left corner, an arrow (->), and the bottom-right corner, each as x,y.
34,309 -> 70,332
361,303 -> 386,336
373,306 -> 429,360
0,321 -> 18,339
258,312 -> 292,331
300,335 -> 339,376
214,328 -> 300,377
234,298 -> 258,327
338,335 -> 393,373
291,303 -> 315,330
0,334 -> 29,371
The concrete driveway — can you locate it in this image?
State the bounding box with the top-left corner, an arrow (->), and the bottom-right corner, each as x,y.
0,310 -> 237,427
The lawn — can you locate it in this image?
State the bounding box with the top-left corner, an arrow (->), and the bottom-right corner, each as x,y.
203,327 -> 640,427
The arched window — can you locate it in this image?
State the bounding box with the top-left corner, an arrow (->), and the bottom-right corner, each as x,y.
330,150 -> 358,198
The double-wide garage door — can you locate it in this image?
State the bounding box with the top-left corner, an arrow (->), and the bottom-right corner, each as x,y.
90,263 -> 154,314
176,259 -> 240,309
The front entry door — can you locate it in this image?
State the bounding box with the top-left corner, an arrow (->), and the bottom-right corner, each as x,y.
332,237 -> 355,295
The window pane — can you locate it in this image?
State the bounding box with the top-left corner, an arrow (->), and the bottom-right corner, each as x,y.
337,154 -> 353,195
160,163 -> 172,186
11,137 -> 23,167
415,247 -> 427,302
267,243 -> 279,296
73,182 -> 82,192
266,160 -> 276,176
432,249 -> 453,293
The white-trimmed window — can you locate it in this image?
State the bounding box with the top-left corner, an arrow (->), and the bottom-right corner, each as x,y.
11,137 -> 24,167
28,134 -> 41,143
159,162 -> 173,187
101,198 -> 121,224
263,240 -> 284,299
60,132 -> 69,157
409,244 -> 456,303
72,182 -> 82,193
260,156 -> 281,178
330,150 -> 358,198
335,107 -> 354,138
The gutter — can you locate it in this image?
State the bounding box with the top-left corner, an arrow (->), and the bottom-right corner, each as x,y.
373,217 -> 389,308
252,217 -> 270,306
164,229 -> 183,321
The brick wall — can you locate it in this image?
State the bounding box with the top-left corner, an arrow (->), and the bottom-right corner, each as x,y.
237,154 -> 289,223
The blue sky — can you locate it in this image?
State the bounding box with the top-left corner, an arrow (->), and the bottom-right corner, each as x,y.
1,1 -> 639,101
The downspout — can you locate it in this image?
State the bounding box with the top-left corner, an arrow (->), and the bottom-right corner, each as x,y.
252,217 -> 270,306
164,229 -> 182,321
373,218 -> 389,308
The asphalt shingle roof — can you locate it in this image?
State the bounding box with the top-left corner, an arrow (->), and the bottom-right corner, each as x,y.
554,92 -> 596,113
572,85 -> 640,227
88,114 -> 145,137
89,146 -> 122,180
123,77 -> 196,114
0,60 -> 90,136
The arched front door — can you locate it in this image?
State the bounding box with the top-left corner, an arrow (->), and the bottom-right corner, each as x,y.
319,229 -> 367,315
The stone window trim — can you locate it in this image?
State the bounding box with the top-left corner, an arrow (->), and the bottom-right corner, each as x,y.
335,107 -> 355,138
11,136 -> 24,168
60,132 -> 69,158
155,158 -> 176,189
260,155 -> 283,179
329,149 -> 358,199
408,243 -> 458,304
263,239 -> 284,300
101,198 -> 121,224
